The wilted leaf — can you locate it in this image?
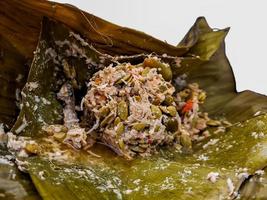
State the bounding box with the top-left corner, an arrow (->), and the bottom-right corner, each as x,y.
1,1 -> 267,200
176,17 -> 267,122
11,17 -> 105,137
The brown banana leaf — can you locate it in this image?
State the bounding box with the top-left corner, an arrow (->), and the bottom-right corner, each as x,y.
1,0 -> 267,199
0,0 -> 187,128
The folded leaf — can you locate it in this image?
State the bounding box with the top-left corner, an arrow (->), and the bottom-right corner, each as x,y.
176,17 -> 267,122
1,1 -> 267,200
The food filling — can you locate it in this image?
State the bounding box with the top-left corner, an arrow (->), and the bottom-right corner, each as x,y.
42,57 -> 227,160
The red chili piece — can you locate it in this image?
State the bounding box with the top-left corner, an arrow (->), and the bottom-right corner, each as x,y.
182,100 -> 193,114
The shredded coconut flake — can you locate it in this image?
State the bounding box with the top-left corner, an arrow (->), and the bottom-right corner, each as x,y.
45,48 -> 59,64
0,156 -> 14,166
15,159 -> 29,172
251,132 -> 265,139
25,82 -> 39,91
41,97 -> 51,105
197,154 -> 209,161
255,170 -> 265,176
226,178 -> 235,195
7,132 -> 25,151
15,116 -> 28,134
69,31 -> 89,47
207,172 -> 219,183
38,171 -> 46,180
237,172 -> 249,180
254,111 -> 261,116
203,139 -> 219,149
123,189 -> 133,194
34,96 -> 40,103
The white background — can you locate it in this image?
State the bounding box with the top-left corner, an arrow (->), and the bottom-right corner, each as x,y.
55,0 -> 267,95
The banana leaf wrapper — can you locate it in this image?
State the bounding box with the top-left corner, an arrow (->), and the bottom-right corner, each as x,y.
1,0 -> 267,199
0,146 -> 40,200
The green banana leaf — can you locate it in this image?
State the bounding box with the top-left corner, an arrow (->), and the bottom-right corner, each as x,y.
26,114 -> 267,200
0,147 -> 40,200
1,0 -> 267,199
